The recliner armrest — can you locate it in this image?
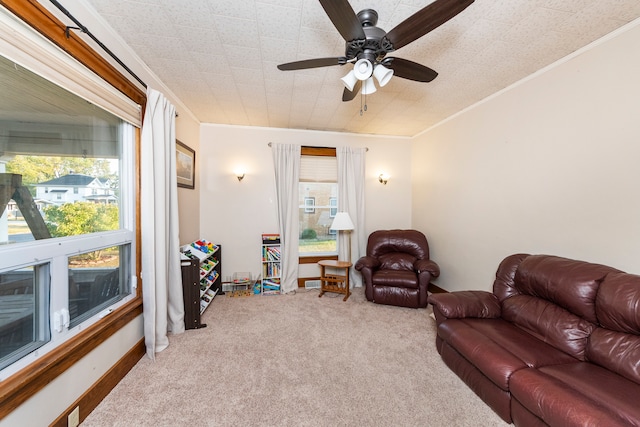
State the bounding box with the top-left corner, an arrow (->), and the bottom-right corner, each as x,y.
415,259 -> 440,278
355,256 -> 380,271
428,291 -> 501,320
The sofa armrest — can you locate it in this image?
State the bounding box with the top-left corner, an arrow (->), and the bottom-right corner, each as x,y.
427,291 -> 501,321
415,259 -> 440,278
354,256 -> 380,271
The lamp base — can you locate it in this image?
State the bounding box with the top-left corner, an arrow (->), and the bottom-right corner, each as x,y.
339,230 -> 352,264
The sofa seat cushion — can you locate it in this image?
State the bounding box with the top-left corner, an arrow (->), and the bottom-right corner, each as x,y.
510,363 -> 640,426
371,270 -> 418,288
438,318 -> 576,390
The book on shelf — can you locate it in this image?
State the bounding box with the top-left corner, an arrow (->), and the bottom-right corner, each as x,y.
261,233 -> 281,244
262,263 -> 280,279
262,280 -> 281,289
262,246 -> 281,261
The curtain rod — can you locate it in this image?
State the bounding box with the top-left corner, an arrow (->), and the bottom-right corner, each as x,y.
49,0 -> 147,90
267,143 -> 368,151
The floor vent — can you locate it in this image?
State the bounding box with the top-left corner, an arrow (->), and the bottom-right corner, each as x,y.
305,280 -> 321,289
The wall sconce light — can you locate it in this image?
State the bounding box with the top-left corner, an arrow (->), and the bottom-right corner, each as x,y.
378,173 -> 389,185
235,171 -> 245,182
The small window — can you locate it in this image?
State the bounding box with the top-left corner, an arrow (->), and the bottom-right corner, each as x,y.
0,264 -> 51,371
304,197 -> 315,213
68,244 -> 131,327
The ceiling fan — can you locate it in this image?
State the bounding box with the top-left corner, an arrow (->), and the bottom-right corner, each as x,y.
277,0 -> 474,102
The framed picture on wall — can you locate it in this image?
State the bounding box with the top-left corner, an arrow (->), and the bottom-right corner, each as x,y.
176,140 -> 195,189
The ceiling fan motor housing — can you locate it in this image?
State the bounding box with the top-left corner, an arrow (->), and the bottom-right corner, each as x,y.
345,10 -> 392,64
357,9 -> 378,27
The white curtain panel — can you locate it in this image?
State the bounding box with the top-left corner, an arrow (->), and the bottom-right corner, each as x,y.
140,87 -> 184,360
337,147 -> 366,287
271,143 -> 301,294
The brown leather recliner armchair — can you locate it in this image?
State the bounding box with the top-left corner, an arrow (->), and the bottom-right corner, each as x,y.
355,229 -> 440,308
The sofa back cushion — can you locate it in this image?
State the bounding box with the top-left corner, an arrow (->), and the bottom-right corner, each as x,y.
378,253 -> 416,271
595,272 -> 640,333
587,272 -> 640,385
512,255 -> 617,323
502,295 -> 596,360
366,229 -> 429,261
497,255 -> 620,360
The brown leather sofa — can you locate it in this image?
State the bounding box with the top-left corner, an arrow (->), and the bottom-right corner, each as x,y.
427,254 -> 640,426
355,229 -> 439,308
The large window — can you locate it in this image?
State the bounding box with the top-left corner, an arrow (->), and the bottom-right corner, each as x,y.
299,153 -> 338,255
0,52 -> 136,374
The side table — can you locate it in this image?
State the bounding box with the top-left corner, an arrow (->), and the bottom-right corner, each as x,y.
317,260 -> 352,301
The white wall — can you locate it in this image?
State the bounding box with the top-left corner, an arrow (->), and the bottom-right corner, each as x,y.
199,124 -> 413,281
175,119 -> 201,244
412,21 -> 640,292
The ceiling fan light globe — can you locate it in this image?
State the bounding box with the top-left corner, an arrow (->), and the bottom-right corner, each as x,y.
353,58 -> 373,80
341,70 -> 358,91
373,64 -> 393,87
361,77 -> 377,95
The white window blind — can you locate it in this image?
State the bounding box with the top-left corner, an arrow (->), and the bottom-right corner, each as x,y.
300,155 -> 337,182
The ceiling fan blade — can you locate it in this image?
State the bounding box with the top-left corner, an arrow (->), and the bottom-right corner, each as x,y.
277,57 -> 347,71
342,80 -> 362,102
318,0 -> 366,42
384,0 -> 474,51
384,57 -> 438,82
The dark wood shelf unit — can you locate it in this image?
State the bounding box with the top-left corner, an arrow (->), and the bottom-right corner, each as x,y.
180,241 -> 222,330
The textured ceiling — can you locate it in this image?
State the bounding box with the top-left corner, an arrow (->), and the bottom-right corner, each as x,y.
80,0 -> 640,137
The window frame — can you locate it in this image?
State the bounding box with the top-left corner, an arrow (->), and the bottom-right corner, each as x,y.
298,146 -> 338,261
0,1 -> 144,419
329,197 -> 337,218
303,196 -> 315,213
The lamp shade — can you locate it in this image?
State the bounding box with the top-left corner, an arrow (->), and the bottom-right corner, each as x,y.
330,212 -> 354,231
361,77 -> 377,95
373,64 -> 393,87
353,58 -> 373,81
341,70 -> 358,92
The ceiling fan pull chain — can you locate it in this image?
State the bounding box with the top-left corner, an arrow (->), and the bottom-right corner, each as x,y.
360,92 -> 364,116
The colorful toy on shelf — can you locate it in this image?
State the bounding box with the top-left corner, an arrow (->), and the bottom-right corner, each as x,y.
190,239 -> 216,254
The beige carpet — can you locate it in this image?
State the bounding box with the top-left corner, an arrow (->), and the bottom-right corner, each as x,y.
81,287 -> 507,426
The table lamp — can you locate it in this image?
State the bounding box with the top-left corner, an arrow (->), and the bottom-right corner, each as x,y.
330,212 -> 355,262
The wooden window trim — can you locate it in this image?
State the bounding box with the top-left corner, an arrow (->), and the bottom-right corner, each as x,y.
299,255 -> 338,264
301,146 -> 336,157
0,0 -> 144,421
